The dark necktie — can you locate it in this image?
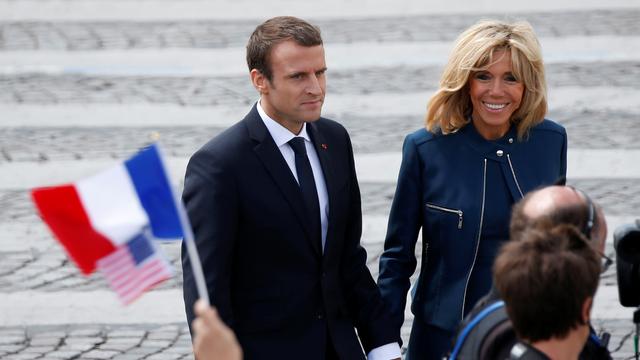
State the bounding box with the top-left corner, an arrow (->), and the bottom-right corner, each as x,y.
288,137 -> 321,248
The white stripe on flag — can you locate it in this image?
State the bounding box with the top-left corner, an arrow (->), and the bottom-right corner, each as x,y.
76,164 -> 149,246
97,245 -> 173,305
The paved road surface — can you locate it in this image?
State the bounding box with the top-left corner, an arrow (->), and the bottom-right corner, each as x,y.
1,1 -> 639,359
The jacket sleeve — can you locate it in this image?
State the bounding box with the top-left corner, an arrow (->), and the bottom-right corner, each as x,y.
181,149 -> 238,335
377,133 -> 424,336
338,129 -> 401,351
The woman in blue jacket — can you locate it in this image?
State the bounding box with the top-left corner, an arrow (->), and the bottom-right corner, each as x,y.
377,20 -> 567,360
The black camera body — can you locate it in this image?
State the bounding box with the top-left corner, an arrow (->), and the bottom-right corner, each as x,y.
614,219 -> 640,307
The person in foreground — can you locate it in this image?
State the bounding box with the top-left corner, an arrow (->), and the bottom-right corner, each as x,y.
181,16 -> 400,359
446,185 -> 611,359
506,185 -> 611,359
494,187 -> 606,359
192,300 -> 242,360
377,20 -> 567,359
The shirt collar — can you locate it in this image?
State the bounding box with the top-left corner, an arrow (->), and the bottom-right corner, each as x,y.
257,100 -> 311,147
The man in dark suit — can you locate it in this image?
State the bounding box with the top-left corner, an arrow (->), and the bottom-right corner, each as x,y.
181,16 -> 400,359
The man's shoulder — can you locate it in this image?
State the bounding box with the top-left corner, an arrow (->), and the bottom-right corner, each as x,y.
314,116 -> 348,135
200,120 -> 248,152
196,106 -> 261,154
188,111 -> 255,168
308,117 -> 352,149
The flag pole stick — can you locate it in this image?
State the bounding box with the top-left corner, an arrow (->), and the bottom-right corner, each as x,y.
156,143 -> 210,306
176,200 -> 210,307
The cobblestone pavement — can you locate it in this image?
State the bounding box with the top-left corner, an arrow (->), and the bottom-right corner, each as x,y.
1,10 -> 638,50
0,177 -> 634,295
0,324 -> 194,360
592,320 -> 639,359
360,179 -> 640,217
2,4 -> 640,359
0,109 -> 639,167
2,62 -> 639,105
3,178 -> 640,224
0,240 -> 183,293
2,319 -> 634,360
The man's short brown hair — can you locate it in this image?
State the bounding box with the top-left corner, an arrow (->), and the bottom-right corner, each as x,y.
494,222 -> 601,342
246,16 -> 323,81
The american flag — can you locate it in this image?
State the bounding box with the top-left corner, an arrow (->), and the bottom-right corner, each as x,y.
97,231 -> 173,305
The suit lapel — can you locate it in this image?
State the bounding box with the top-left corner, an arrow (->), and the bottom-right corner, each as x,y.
307,122 -> 337,257
246,106 -> 321,256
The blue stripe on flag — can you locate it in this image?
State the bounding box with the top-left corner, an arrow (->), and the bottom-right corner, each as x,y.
125,144 -> 183,239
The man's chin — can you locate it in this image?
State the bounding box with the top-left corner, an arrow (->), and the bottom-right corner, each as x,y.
301,112 -> 323,123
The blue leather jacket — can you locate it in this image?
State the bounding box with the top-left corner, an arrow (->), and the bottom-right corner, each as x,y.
378,119 -> 567,333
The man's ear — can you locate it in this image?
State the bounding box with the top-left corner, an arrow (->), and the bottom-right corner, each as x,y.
582,297 -> 593,324
594,206 -> 607,253
250,69 -> 268,94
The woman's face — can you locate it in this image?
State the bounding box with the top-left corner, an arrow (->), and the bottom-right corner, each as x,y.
469,49 -> 524,140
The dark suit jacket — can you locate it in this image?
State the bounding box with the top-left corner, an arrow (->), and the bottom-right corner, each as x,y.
182,104 -> 398,359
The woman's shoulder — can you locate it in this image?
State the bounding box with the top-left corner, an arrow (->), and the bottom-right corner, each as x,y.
529,118 -> 566,137
405,127 -> 446,146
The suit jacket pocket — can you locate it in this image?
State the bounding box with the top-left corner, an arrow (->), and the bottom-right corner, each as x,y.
425,202 -> 464,229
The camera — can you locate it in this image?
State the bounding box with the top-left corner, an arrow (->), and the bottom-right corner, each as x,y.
614,219 -> 640,307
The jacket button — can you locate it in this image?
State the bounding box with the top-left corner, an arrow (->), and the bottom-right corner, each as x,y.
496,150 -> 504,157
317,313 -> 324,320
508,138 -> 514,144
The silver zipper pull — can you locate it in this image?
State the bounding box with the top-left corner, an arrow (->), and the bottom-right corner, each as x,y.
457,211 -> 463,229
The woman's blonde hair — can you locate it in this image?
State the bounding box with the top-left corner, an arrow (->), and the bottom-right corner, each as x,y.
425,20 -> 547,139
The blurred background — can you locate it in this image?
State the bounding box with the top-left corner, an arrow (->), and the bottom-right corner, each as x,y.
0,0 -> 639,358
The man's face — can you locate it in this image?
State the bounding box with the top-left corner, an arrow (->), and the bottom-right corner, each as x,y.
252,40 -> 326,134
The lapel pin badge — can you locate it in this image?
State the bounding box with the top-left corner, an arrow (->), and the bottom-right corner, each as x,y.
321,143 -> 328,150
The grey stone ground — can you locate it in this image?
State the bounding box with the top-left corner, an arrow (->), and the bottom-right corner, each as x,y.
1,10 -> 638,50
1,63 -> 639,105
1,109 -> 639,166
1,3 -> 640,360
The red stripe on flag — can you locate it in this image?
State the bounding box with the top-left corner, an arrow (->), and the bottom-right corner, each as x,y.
120,260 -> 172,304
31,185 -> 116,274
100,247 -> 136,283
117,259 -> 168,291
99,248 -> 130,278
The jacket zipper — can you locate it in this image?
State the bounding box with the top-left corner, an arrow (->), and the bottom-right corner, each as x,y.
461,158 -> 487,319
506,153 -> 524,198
425,203 -> 463,229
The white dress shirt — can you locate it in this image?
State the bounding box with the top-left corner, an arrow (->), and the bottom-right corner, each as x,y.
257,101 -> 401,360
257,102 -> 329,251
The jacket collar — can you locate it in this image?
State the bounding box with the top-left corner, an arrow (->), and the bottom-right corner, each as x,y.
460,120 -> 518,162
246,103 -> 323,257
256,100 -> 311,146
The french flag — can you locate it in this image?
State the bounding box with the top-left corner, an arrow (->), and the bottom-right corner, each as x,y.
31,144 -> 183,275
